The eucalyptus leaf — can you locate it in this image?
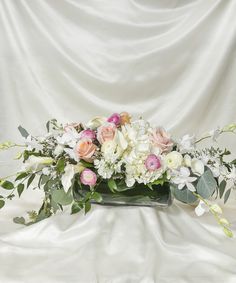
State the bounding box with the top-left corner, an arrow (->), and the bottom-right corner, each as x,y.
196,170 -> 217,199
51,189 -> 73,206
18,125 -> 29,138
0,200 -> 5,209
171,184 -> 197,204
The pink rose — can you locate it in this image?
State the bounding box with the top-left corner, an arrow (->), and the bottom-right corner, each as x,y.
107,113 -> 121,126
150,127 -> 173,153
145,154 -> 161,171
75,139 -> 97,162
80,169 -> 97,186
80,129 -> 96,140
97,124 -> 116,144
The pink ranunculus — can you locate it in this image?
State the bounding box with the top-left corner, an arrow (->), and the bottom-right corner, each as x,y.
80,129 -> 96,140
97,124 -> 116,144
150,127 -> 173,154
75,139 -> 97,162
145,154 -> 161,171
80,169 -> 97,186
107,113 -> 121,126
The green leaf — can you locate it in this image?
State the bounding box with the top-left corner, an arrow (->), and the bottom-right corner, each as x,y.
15,172 -> 28,181
224,189 -> 231,204
27,174 -> 35,188
71,202 -> 83,214
0,200 -> 5,209
85,201 -> 91,214
1,180 -> 14,190
13,217 -> 25,225
92,192 -> 103,202
18,125 -> 29,138
17,183 -> 24,197
56,158 -> 66,173
196,170 -> 217,199
219,180 -> 226,199
80,160 -> 94,168
151,179 -> 165,186
51,189 -> 73,206
171,184 -> 197,204
108,178 -> 117,193
40,175 -> 50,186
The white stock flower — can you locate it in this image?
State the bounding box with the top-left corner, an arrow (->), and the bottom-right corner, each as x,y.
195,200 -> 209,216
171,167 -> 197,191
165,151 -> 183,170
191,158 -> 204,175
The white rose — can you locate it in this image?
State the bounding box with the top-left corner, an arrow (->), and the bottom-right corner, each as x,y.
165,151 -> 183,169
191,158 -> 204,175
101,140 -> 121,159
23,156 -> 54,172
86,116 -> 106,130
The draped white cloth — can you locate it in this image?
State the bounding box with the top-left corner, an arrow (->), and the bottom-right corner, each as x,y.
0,0 -> 236,282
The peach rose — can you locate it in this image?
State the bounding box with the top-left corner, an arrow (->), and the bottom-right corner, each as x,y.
75,139 -> 97,162
97,124 -> 116,144
150,127 -> 173,153
120,112 -> 131,125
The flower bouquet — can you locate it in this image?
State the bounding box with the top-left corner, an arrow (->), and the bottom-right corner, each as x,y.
0,112 -> 236,237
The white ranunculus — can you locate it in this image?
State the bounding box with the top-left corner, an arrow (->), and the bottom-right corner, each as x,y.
183,154 -> 192,167
23,156 -> 54,172
165,151 -> 183,169
86,116 -> 106,130
191,158 -> 204,175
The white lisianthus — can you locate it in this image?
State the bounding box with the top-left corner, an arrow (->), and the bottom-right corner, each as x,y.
191,158 -> 204,175
165,151 -> 183,169
23,156 -> 54,172
86,116 -> 106,130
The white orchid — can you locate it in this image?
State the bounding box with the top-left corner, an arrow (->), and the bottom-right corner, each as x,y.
195,200 -> 209,216
171,167 -> 197,191
57,127 -> 80,148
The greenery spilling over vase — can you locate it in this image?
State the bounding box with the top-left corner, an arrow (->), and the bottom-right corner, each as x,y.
0,112 -> 236,237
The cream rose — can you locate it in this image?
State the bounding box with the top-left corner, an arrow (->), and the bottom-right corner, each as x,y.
75,139 -> 97,162
150,127 -> 173,153
97,124 -> 116,144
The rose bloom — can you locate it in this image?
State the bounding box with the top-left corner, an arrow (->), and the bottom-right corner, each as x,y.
150,127 -> 173,153
97,124 -> 116,144
64,123 -> 82,133
107,113 -> 121,126
80,169 -> 97,186
80,129 -> 96,140
75,139 -> 97,162
120,112 -> 131,125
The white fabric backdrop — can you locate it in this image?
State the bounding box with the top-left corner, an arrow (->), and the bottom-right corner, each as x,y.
0,0 -> 236,282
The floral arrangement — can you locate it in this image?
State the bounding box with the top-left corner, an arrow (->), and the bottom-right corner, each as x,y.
0,112 -> 236,237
